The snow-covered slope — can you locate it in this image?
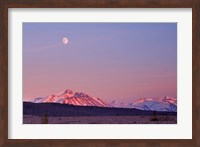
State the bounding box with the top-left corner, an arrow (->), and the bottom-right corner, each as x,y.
110,97 -> 177,112
110,100 -> 128,108
32,89 -> 107,107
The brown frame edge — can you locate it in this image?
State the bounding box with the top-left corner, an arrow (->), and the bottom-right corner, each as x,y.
0,0 -> 200,147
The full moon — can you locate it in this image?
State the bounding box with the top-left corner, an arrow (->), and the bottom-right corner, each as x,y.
62,37 -> 69,45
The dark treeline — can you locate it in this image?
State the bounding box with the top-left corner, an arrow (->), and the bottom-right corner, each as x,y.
23,102 -> 177,117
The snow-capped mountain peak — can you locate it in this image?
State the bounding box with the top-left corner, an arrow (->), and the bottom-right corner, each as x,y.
110,97 -> 177,112
31,89 -> 108,107
30,89 -> 177,112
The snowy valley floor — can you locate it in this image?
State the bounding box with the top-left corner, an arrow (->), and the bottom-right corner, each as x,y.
23,115 -> 177,124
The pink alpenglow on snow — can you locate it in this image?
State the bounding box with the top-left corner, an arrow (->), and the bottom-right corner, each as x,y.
32,89 -> 108,107
30,89 -> 177,112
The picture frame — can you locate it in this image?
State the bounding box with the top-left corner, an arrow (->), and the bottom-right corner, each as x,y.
0,0 -> 199,147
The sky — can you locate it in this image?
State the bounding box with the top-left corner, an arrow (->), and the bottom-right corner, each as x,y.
23,23 -> 177,103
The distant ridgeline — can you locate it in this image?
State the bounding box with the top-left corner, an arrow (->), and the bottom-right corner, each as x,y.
29,89 -> 177,112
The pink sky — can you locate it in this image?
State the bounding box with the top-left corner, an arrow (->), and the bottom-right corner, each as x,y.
23,23 -> 177,103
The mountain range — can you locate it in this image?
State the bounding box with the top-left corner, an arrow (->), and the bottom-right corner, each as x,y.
110,97 -> 177,112
30,89 -> 177,112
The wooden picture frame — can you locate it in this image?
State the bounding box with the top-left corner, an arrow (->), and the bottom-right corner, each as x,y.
0,0 -> 199,147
